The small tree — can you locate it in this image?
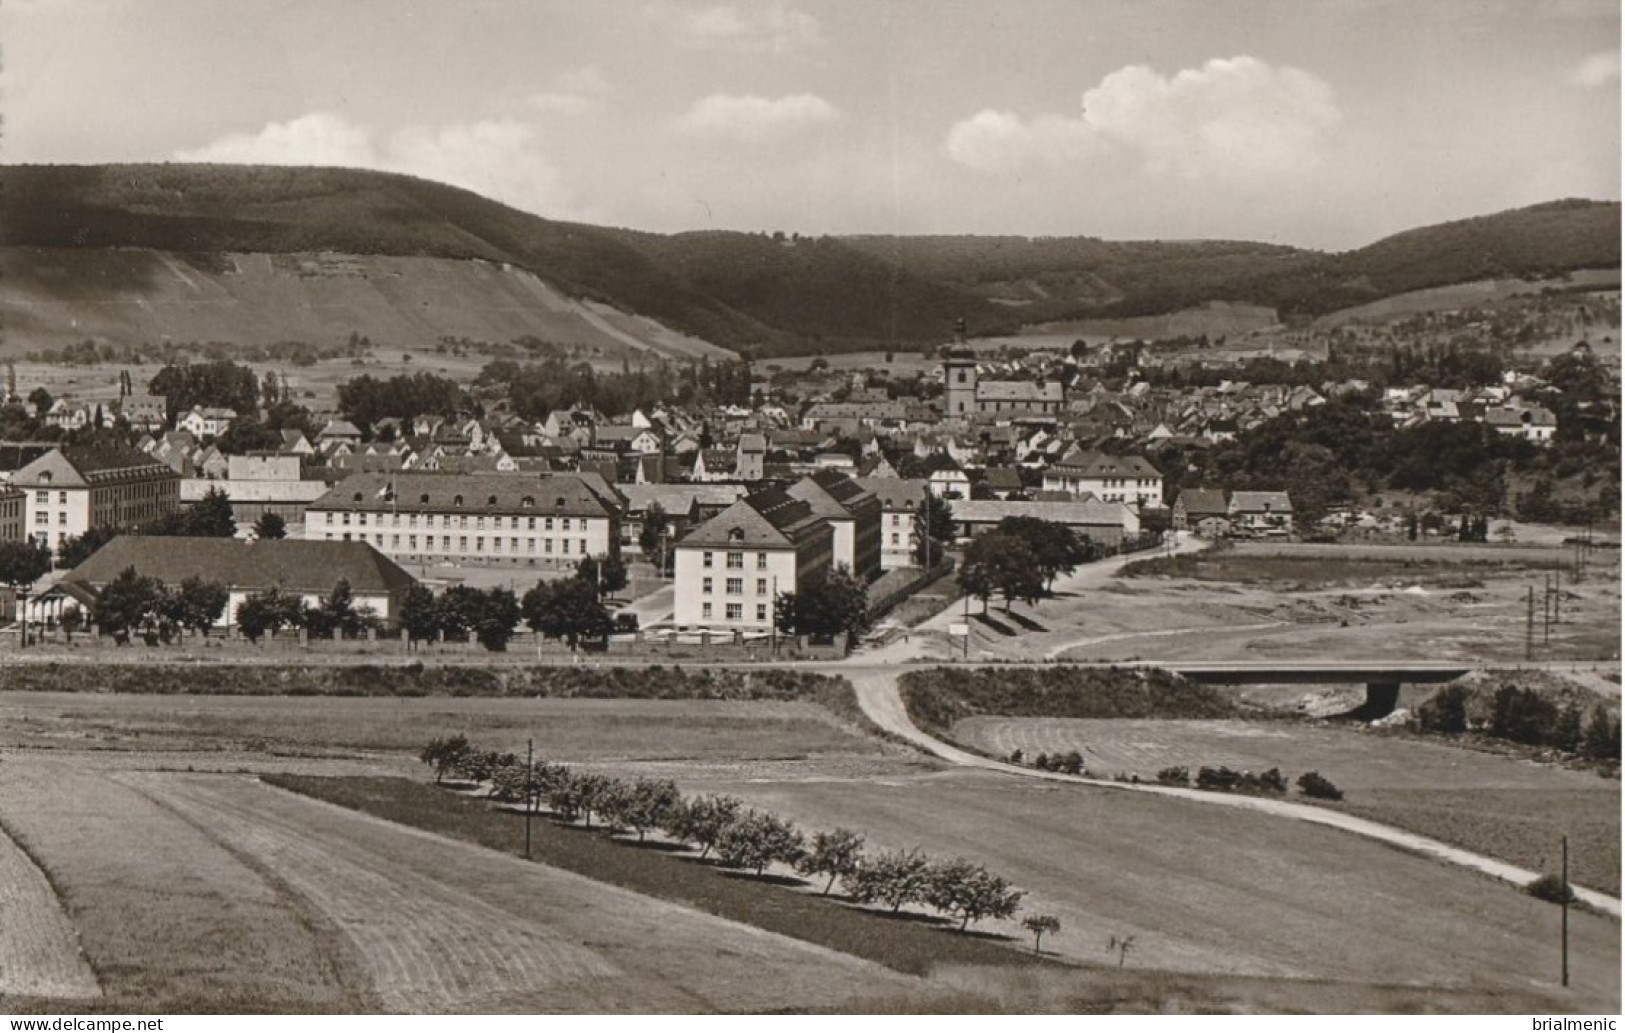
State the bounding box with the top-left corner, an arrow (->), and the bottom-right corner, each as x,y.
1297,771 -> 1343,800
715,810 -> 805,876
185,487 -> 239,538
57,525 -> 118,571
639,503 -> 672,575
419,734 -> 473,784
576,553 -> 629,599
172,575 -> 229,636
1526,873 -> 1576,905
1106,933 -> 1137,967
1416,683 -> 1470,734
0,539 -> 51,591
93,566 -> 165,642
399,584 -> 441,646
911,495 -> 956,568
664,794 -> 742,859
235,586 -> 307,643
796,827 -> 866,895
923,857 -> 1025,931
522,576 -> 611,650
1023,914 -> 1061,954
605,777 -> 681,842
252,511 -> 288,540
777,566 -> 872,641
844,847 -> 932,914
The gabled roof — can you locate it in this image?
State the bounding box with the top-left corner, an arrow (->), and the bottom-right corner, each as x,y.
12,446 -> 178,488
1050,449 -> 1161,479
1229,491 -> 1293,513
1176,489 -> 1229,516
952,498 -> 1135,529
63,536 -> 418,596
677,489 -> 827,550
854,477 -> 931,511
310,472 -> 621,517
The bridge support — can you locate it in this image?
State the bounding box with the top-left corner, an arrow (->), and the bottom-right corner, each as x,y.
1339,681 -> 1401,722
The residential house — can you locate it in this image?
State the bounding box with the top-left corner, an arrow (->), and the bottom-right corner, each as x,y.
1171,489 -> 1230,535
1041,449 -> 1163,508
1228,491 -> 1294,533
672,489 -> 834,634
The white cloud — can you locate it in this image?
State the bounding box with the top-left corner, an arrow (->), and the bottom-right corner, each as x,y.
528,65 -> 611,115
672,93 -> 839,140
647,1 -> 821,53
1569,51 -> 1621,88
946,56 -> 1341,184
174,112 -> 574,217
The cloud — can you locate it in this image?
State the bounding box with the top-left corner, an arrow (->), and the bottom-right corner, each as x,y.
672,93 -> 839,140
528,65 -> 611,115
174,112 -> 574,217
1569,51 -> 1621,88
947,56 -> 1341,184
647,1 -> 821,53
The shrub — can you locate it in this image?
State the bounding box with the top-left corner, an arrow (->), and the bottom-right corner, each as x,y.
1256,767 -> 1289,794
1526,873 -> 1576,905
1155,765 -> 1189,786
1054,750 -> 1085,775
1297,771 -> 1343,801
1416,684 -> 1470,734
1196,766 -> 1243,792
844,847 -> 932,914
1033,752 -> 1051,771
1008,748 -> 1023,765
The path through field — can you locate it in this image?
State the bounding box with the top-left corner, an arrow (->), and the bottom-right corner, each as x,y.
119,772 -> 928,1013
0,819 -> 99,1000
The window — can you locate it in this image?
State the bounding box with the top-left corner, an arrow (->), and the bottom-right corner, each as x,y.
545,539 -> 553,554
326,512 -> 334,525
342,513 -> 352,525
561,539 -> 570,555
545,517 -> 554,531
409,535 -> 417,549
702,551 -> 713,569
726,603 -> 742,621
702,602 -> 712,619
476,537 -> 485,552
420,494 -> 430,504
702,577 -> 713,594
756,604 -> 767,622
409,514 -> 418,528
442,536 -> 451,550
527,517 -> 536,530
33,491 -> 47,505
756,552 -> 768,570
459,536 -> 468,551
58,513 -> 66,525
358,513 -> 367,526
33,512 -> 46,525
755,579 -> 767,595
453,495 -> 464,507
891,532 -> 900,546
726,578 -> 742,595
726,552 -> 743,570
522,496 -> 534,509
560,518 -> 571,532
392,535 -> 400,547
579,538 -> 587,555
476,516 -> 485,530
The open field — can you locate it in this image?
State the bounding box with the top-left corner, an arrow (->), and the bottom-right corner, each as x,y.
952,717 -> 1621,895
674,765 -> 1618,1010
0,818 -> 100,1001
0,692 -> 913,779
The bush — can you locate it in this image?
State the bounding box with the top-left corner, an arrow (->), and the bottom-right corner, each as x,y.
1054,750 -> 1085,775
715,810 -> 805,876
922,857 -> 1025,931
844,847 -> 932,914
1526,873 -> 1577,905
1155,765 -> 1189,786
1297,771 -> 1343,801
1416,684 -> 1471,734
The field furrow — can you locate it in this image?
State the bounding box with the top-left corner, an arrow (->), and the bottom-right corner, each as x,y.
0,820 -> 99,1000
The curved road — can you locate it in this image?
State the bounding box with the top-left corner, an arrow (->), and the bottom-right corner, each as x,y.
841,666 -> 1622,917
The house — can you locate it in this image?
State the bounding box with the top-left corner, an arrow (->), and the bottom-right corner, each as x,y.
593,425 -> 664,455
855,477 -> 931,570
10,446 -> 181,551
785,470 -> 883,581
1483,406 -> 1558,445
735,434 -> 767,480
614,484 -> 749,553
1172,489 -> 1230,535
980,467 -> 1026,500
55,536 -> 418,630
672,489 -> 834,634
178,406 -> 238,439
928,466 -> 971,500
1228,491 -> 1294,533
306,472 -> 623,568
1041,449 -> 1163,508
317,419 -> 364,447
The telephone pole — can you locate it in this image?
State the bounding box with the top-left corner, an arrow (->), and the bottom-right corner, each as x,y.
1525,586 -> 1535,661
524,738 -> 534,860
1561,834 -> 1570,988
1543,574 -> 1552,645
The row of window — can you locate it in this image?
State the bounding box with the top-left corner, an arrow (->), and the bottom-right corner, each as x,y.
699,602 -> 767,622
324,511 -> 594,531
325,532 -> 589,556
701,551 -> 769,570
700,577 -> 772,596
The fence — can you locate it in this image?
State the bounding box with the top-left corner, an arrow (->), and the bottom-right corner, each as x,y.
867,558 -> 956,623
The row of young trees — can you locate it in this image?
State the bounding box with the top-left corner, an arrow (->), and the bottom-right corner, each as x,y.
420,736 -> 1040,935
87,567 -> 381,645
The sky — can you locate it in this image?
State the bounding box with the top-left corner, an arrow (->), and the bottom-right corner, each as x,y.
2,0 -> 1620,250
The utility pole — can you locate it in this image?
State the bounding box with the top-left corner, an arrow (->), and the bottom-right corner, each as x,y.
1561,833 -> 1570,988
524,738 -> 534,861
1525,585 -> 1535,661
1543,574 -> 1552,645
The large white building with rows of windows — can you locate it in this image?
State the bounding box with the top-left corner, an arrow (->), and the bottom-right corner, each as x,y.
10,446 -> 181,552
671,488 -> 833,635
304,472 -> 623,567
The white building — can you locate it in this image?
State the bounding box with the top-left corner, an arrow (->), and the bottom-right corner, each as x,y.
10,446 -> 181,551
672,489 -> 833,634
1041,449 -> 1163,508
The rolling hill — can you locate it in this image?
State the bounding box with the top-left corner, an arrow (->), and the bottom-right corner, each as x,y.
0,164 -> 1617,359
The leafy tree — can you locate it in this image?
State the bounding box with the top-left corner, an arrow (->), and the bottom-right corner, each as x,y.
995,516 -> 1089,591
57,525 -> 118,570
924,858 -> 1025,931
0,539 -> 51,589
522,577 -> 611,650
235,586 -> 307,643
419,734 -> 473,784
186,487 -> 239,538
399,584 -> 442,645
715,810 -> 805,876
472,586 -> 521,651
775,566 -> 871,641
1296,771 -> 1343,800
252,511 -> 288,540
911,495 -> 956,568
336,371 -> 464,432
795,827 -> 866,895
1416,684 -> 1470,734
92,566 -> 165,641
956,547 -> 996,614
306,578 -> 362,639
1582,705 -> 1621,762
148,360 -> 259,424
638,503 -> 672,574
663,794 -> 742,860
1023,914 -> 1061,954
844,847 -> 932,914
601,777 -> 681,842
575,553 -> 629,598
170,575 -> 228,635
27,386 -> 52,416
961,532 -> 1043,613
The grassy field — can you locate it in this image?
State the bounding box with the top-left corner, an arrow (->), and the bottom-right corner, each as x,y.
951,717 -> 1621,895
673,766 -> 1618,1010
0,819 -> 100,1000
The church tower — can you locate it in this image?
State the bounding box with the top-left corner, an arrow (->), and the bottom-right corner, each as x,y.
942,317 -> 977,418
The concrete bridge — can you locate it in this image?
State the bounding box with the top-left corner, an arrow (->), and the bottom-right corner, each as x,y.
1166,661 -> 1473,720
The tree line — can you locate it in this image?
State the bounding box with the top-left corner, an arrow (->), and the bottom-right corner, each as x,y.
1416,683 -> 1621,763
419,735 -> 1049,939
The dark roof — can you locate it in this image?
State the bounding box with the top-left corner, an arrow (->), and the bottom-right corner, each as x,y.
981,467 -> 1025,490
854,477 -> 930,511
62,446 -> 177,479
64,536 -> 418,595
677,488 -> 828,550
786,469 -> 878,520
310,472 -> 620,518
1177,489 -> 1229,516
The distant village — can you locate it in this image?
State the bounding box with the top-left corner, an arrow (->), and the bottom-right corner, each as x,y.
0,321 -> 1598,643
